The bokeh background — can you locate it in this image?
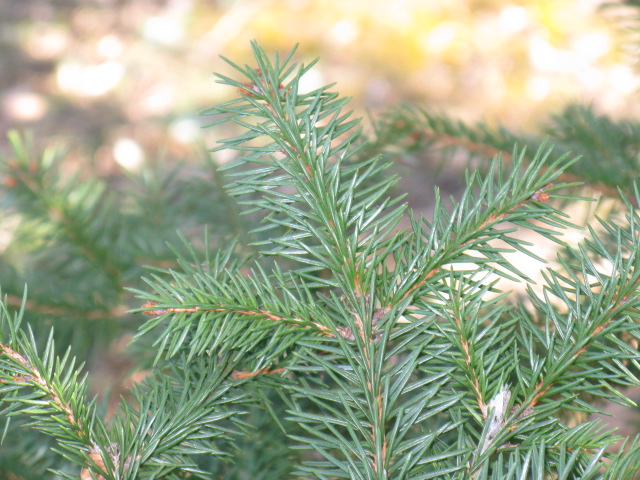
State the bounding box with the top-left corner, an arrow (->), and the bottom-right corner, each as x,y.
1,0 -> 639,172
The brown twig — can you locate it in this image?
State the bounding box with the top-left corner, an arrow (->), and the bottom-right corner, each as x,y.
141,301 -> 348,338
230,367 -> 284,380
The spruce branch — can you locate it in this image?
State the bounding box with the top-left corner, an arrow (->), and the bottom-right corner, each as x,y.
369,104 -> 640,204
104,354 -> 250,480
0,291 -> 110,479
0,132 -> 242,324
133,42 -> 640,478
2,131 -> 126,293
204,42 -> 405,298
2,40 -> 640,478
0,290 -> 252,479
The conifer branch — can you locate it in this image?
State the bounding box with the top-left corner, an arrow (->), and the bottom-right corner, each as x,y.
369,105 -> 640,205
3,132 -> 125,289
133,43 -> 640,478
2,40 -> 640,478
0,293 -> 110,479
0,289 -> 253,479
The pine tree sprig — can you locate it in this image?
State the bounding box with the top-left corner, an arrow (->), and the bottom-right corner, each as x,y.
368,104 -> 640,204
0,291 -> 109,478
3,131 -> 126,293
132,43 -> 640,477
2,39 -> 640,478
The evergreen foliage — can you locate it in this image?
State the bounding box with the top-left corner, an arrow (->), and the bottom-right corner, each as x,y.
1,37 -> 640,479
369,103 -> 640,199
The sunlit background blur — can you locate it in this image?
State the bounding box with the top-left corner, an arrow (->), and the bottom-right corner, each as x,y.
1,0 -> 639,172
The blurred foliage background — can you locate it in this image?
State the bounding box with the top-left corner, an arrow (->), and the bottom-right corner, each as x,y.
1,0 -> 639,172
